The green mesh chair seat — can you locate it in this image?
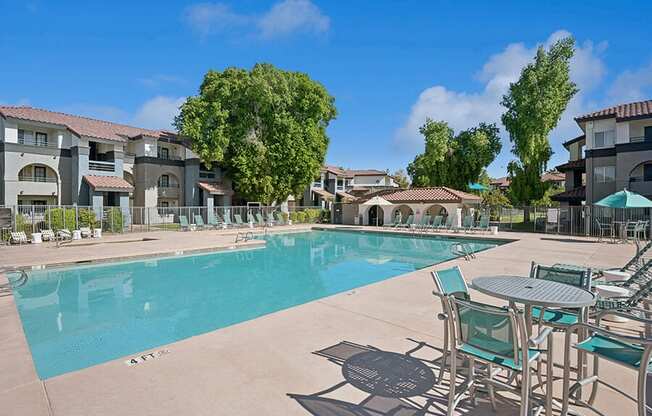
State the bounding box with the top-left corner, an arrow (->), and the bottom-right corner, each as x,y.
431,215 -> 443,228
417,215 -> 430,227
462,216 -> 473,228
460,342 -> 540,371
531,307 -> 579,326
575,334 -> 647,369
194,215 -> 206,228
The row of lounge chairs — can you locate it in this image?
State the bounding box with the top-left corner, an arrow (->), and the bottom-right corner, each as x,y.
178,212 -> 288,231
8,228 -> 80,244
385,214 -> 491,233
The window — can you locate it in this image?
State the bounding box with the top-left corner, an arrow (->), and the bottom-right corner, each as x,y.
159,175 -> 170,188
160,201 -> 169,208
593,130 -> 615,148
158,147 -> 169,160
17,129 -> 33,145
594,166 -> 615,183
35,132 -> 48,146
645,126 -> 652,141
336,178 -> 345,190
34,166 -> 46,182
312,174 -> 324,188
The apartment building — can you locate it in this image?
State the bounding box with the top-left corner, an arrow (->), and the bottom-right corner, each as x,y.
303,165 -> 399,207
0,106 -> 234,210
554,99 -> 652,206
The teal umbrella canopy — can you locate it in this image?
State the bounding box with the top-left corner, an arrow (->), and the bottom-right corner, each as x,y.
468,182 -> 488,191
595,189 -> 652,208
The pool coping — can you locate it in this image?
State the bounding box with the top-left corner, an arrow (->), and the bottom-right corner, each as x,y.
312,226 -> 518,245
5,239 -> 266,272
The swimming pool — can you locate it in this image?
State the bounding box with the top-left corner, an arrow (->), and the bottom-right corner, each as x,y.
12,230 -> 500,379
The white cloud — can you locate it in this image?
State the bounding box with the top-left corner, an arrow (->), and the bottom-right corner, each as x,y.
138,75 -> 186,89
184,3 -> 251,37
132,96 -> 185,130
184,0 -> 329,39
258,0 -> 329,38
608,61 -> 652,103
395,31 -> 607,153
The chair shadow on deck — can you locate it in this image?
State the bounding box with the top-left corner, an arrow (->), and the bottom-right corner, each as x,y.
287,339 -> 523,416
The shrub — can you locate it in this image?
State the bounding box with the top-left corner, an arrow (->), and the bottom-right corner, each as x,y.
78,208 -> 97,228
46,208 -> 77,231
320,209 -> 331,223
304,209 -> 321,223
15,213 -> 32,234
104,207 -> 124,233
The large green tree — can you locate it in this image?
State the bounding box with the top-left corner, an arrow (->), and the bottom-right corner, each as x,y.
407,120 -> 502,190
501,37 -> 578,208
175,63 -> 337,203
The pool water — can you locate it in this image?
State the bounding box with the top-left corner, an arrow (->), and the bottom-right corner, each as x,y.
12,230 -> 499,379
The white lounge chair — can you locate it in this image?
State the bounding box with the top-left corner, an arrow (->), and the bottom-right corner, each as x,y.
10,231 -> 29,244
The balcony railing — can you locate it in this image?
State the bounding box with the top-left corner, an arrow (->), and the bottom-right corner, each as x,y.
199,171 -> 216,179
17,138 -> 58,148
157,154 -> 183,161
18,175 -> 57,183
157,183 -> 179,188
629,136 -> 652,143
89,160 -> 115,172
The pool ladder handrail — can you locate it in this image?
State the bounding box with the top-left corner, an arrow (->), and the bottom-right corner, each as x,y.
235,231 -> 255,243
0,267 -> 29,293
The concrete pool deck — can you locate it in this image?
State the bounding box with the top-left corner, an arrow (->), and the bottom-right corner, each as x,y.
0,227 -> 641,415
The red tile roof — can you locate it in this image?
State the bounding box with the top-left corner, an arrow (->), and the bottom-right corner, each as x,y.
541,172 -> 565,182
556,159 -> 585,172
323,165 -> 388,177
575,99 -> 652,122
551,186 -> 585,202
491,177 -> 511,187
365,187 -> 481,203
83,175 -> 134,192
197,182 -> 234,196
0,106 -> 169,143
311,188 -> 335,200
336,191 -> 358,201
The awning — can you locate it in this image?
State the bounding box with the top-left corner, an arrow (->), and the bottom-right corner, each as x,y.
336,191 -> 358,202
83,175 -> 134,192
312,188 -> 335,200
198,181 -> 234,196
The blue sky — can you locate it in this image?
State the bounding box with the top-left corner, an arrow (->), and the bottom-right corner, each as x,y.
2,0 -> 652,178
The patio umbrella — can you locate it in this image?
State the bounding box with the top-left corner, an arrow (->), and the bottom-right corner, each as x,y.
468,182 -> 488,191
595,189 -> 652,208
361,196 -> 392,226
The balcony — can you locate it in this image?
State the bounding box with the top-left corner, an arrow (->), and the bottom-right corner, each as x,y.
158,184 -> 180,198
17,137 -> 58,148
628,177 -> 652,197
18,175 -> 57,183
157,153 -> 183,161
17,176 -> 58,196
629,136 -> 652,143
88,160 -> 115,172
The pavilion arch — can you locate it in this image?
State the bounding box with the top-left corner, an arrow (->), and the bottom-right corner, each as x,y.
367,205 -> 385,226
391,204 -> 414,221
425,204 -> 448,218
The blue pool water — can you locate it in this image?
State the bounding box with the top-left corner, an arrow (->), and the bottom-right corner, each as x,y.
12,230 -> 499,379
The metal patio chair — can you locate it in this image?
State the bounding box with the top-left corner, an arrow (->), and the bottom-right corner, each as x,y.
431,266 -> 471,385
425,215 -> 442,232
561,308 -> 652,416
595,218 -> 614,243
444,296 -> 551,416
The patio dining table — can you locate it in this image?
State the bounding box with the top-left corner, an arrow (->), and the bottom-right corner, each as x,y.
472,275 -> 596,416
